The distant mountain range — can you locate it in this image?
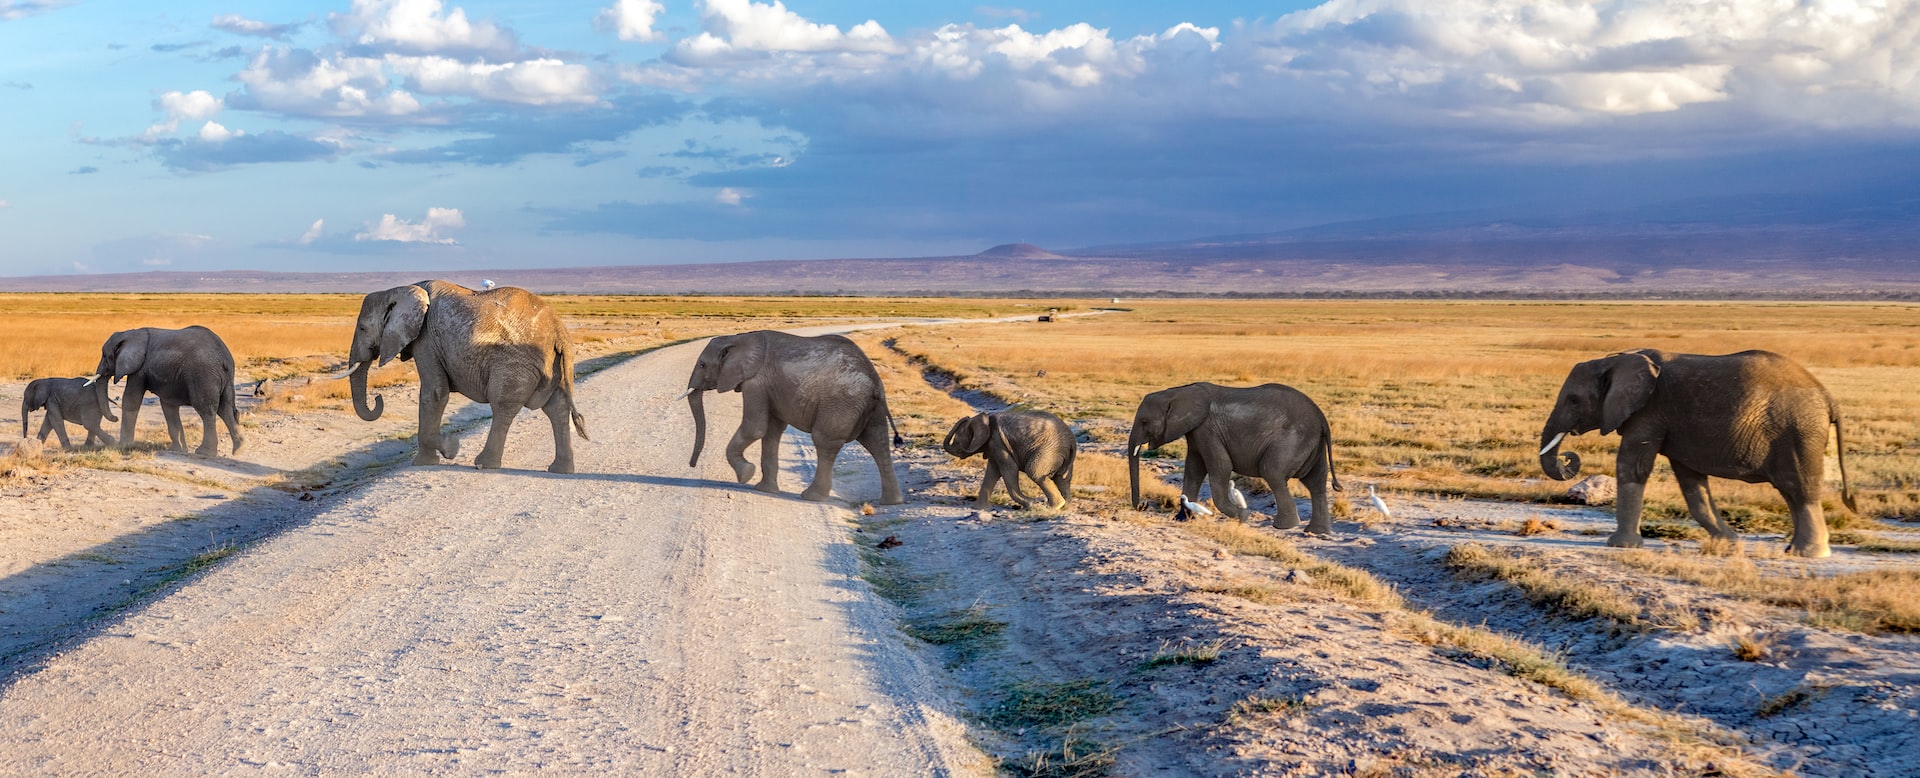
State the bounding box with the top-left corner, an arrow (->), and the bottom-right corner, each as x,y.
8,193 -> 1919,297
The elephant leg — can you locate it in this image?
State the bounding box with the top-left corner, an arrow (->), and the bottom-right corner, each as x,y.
160,403 -> 187,452
1047,467 -> 1073,511
975,461 -> 1003,509
1670,462 -> 1737,541
858,419 -> 904,505
192,405 -> 220,457
220,398 -> 243,456
542,394 -> 576,474
42,410 -> 73,449
750,422 -> 784,493
1303,464 -> 1333,537
1771,454 -> 1831,558
475,402 -> 522,470
991,452 -> 1035,510
1608,447 -> 1659,549
726,414 -> 768,486
1037,472 -> 1067,511
1206,466 -> 1241,522
1263,464 -> 1303,531
1181,448 -> 1209,503
88,424 -> 115,447
414,383 -> 451,466
801,434 -> 846,502
117,380 -> 145,448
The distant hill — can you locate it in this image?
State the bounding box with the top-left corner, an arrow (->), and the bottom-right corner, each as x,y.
7,192 -> 1920,297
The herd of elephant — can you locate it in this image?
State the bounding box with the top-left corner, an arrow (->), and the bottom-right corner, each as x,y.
19,281 -> 1858,559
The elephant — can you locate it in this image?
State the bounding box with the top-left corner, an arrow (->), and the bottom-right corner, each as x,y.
943,410 -> 1077,510
93,326 -> 243,456
1539,348 -> 1857,558
21,376 -> 118,449
684,330 -> 904,504
1128,382 -> 1341,534
344,280 -> 588,474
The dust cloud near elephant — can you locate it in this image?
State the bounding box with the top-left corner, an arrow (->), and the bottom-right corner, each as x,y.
93,326 -> 243,456
943,410 -> 1076,510
1129,382 -> 1341,534
683,330 -> 904,505
21,376 -> 118,449
1538,348 -> 1856,558
343,280 -> 588,474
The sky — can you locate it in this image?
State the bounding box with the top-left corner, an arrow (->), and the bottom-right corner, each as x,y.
1,0 -> 1918,275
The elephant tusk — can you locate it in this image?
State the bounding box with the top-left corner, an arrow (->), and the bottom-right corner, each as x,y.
82,376 -> 96,386
674,387 -> 695,401
328,361 -> 364,381
1539,432 -> 1567,457
1131,443 -> 1147,457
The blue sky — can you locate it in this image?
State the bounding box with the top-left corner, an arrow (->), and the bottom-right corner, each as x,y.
1,0 -> 1916,274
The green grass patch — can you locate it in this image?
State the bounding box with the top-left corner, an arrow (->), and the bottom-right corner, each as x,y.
903,605 -> 1006,664
998,730 -> 1116,778
987,679 -> 1119,731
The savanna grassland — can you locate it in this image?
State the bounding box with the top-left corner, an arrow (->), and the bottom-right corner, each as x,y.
881,299 -> 1920,528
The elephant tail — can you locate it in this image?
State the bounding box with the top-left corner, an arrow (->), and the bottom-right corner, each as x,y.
889,411 -> 903,448
554,343 -> 589,442
1832,407 -> 1857,514
1323,421 -> 1343,493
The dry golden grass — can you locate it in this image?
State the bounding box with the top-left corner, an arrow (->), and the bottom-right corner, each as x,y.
1444,543 -> 1697,630
890,300 -> 1920,525
1609,549 -> 1920,634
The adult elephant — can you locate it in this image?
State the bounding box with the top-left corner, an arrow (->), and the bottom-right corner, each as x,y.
1538,349 -> 1856,558
22,376 -> 118,449
343,280 -> 588,474
1128,382 -> 1341,534
92,326 -> 242,456
943,410 -> 1076,510
683,330 -> 904,504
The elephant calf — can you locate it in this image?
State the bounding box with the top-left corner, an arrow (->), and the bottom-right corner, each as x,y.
95,325 -> 242,456
943,411 -> 1077,510
21,376 -> 118,449
1129,382 -> 1341,534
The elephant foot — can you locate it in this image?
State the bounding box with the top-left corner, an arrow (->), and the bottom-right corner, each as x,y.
547,460 -> 576,475
1303,522 -> 1334,537
1786,541 -> 1832,559
1605,531 -> 1645,549
230,437 -> 244,455
799,486 -> 834,502
440,437 -> 460,459
1271,515 -> 1301,530
754,480 -> 783,495
412,450 -> 444,467
475,454 -> 504,470
732,462 -> 757,484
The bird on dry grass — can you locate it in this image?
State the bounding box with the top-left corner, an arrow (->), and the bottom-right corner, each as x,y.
1228,484 -> 1250,518
1368,484 -> 1392,520
1175,495 -> 1214,522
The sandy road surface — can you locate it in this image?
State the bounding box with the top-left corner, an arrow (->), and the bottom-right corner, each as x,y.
0,330 -> 981,775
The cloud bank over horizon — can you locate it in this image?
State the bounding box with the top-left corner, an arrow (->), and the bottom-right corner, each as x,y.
3,0 -> 1918,274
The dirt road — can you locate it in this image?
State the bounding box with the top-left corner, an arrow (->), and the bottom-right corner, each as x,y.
0,332 -> 983,775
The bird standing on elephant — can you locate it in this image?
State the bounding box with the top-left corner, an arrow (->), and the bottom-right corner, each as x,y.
91,326 -> 242,456
1129,382 -> 1341,534
942,410 -> 1076,510
21,376 -> 118,449
682,330 -> 904,504
341,280 -> 588,474
1538,348 -> 1855,558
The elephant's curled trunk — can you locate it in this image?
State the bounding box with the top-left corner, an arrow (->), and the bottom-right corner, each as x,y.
96,376 -> 116,423
687,389 -> 706,467
349,361 -> 383,421
1539,429 -> 1581,481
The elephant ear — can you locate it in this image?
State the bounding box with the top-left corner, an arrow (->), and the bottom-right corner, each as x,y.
378,285 -> 431,367
953,414 -> 991,455
1600,351 -> 1660,435
716,333 -> 767,393
109,330 -> 150,381
1162,386 -> 1211,441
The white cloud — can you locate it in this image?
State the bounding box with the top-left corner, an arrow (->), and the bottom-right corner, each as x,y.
299,218 -> 325,245
670,0 -> 896,63
385,55 -> 599,105
197,121 -> 237,142
329,0 -> 516,59
0,1 -> 71,21
212,13 -> 301,40
355,207 -> 465,243
715,187 -> 745,205
233,47 -> 423,118
0,199 -> 10,208
145,90 -> 224,138
599,0 -> 666,43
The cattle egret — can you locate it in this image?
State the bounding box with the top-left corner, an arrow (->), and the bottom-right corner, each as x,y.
1180,496 -> 1214,518
1368,484 -> 1392,520
481,278 -> 496,290
1228,484 -> 1249,515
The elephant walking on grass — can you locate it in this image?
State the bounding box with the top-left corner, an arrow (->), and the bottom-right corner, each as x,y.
21,376 -> 117,449
684,331 -> 904,504
344,280 -> 588,474
1539,349 -> 1856,558
93,326 -> 242,456
1129,382 -> 1341,534
943,411 -> 1076,510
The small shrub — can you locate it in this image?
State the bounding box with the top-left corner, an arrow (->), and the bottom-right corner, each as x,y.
1140,638 -> 1227,669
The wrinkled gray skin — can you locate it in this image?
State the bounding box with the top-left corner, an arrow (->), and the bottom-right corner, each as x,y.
347,281 -> 588,474
21,376 -> 118,449
686,331 -> 903,504
94,326 -> 242,456
943,411 -> 1077,510
1540,348 -> 1856,558
1128,382 -> 1341,534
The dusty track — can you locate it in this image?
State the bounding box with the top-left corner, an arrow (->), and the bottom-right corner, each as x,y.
0,331 -> 983,775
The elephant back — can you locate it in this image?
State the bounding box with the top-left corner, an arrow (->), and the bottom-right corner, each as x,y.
997,411 -> 1076,475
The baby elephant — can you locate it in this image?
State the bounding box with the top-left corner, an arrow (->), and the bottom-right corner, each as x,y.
21,376 -> 118,449
943,411 -> 1077,510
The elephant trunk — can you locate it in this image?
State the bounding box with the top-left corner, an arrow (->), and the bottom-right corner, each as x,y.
1128,426 -> 1145,509
1539,428 -> 1581,481
19,396 -> 28,438
350,361 -> 383,421
96,377 -> 117,423
687,389 -> 706,467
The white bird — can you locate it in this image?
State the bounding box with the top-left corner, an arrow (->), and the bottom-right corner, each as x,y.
1368,484 -> 1392,520
481,278 -> 496,290
1180,496 -> 1214,518
1228,484 -> 1249,516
